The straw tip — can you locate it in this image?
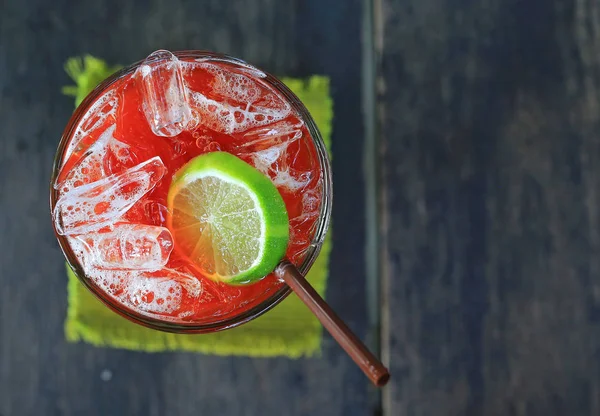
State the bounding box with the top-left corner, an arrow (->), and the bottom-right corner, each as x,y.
375,371 -> 390,387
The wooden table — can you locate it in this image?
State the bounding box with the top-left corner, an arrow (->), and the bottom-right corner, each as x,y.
1,0 -> 599,415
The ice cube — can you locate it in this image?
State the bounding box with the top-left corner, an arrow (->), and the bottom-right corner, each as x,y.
273,169 -> 312,192
53,157 -> 166,235
192,57 -> 267,78
292,188 -> 321,223
76,224 -> 173,270
238,120 -> 303,152
56,125 -> 134,194
143,200 -> 169,226
233,120 -> 314,192
123,269 -> 202,315
288,187 -> 322,263
289,188 -> 321,238
62,89 -> 118,164
67,235 -> 95,272
248,142 -> 288,174
125,274 -> 183,314
135,50 -> 196,137
122,199 -> 169,226
103,135 -> 136,175
250,142 -> 313,192
187,62 -> 291,134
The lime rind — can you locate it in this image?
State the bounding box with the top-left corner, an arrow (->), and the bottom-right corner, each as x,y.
168,152 -> 289,284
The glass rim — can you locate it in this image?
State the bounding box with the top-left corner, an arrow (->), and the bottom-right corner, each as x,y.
49,50 -> 332,333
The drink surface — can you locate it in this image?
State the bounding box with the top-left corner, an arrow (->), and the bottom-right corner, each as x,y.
52,53 -> 323,324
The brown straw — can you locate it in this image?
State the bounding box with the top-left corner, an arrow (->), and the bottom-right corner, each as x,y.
275,260 -> 390,387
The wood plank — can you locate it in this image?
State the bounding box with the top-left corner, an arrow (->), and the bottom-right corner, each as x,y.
0,0 -> 373,415
379,0 -> 600,414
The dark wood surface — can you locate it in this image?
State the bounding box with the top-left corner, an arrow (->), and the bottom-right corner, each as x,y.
380,0 -> 600,415
3,0 -> 599,414
0,1 -> 372,415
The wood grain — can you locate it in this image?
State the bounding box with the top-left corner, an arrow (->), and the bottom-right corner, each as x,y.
379,0 -> 600,414
0,0 -> 372,415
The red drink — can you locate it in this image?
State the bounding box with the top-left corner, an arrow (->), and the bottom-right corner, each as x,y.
50,51 -> 331,330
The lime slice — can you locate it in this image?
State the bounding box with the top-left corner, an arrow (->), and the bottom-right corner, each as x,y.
167,152 -> 289,284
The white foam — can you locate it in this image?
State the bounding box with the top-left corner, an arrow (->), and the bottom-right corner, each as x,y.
53,157 -> 166,235
140,64 -> 151,77
67,236 -> 95,273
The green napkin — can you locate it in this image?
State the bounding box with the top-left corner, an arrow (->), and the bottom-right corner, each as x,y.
62,56 -> 333,357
